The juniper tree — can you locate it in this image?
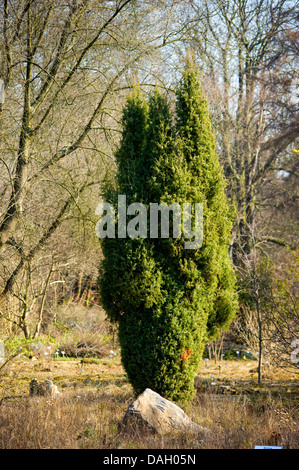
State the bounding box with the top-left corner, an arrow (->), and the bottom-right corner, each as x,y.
99,64 -> 238,401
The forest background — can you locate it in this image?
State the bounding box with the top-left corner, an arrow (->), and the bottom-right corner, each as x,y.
0,0 -> 298,373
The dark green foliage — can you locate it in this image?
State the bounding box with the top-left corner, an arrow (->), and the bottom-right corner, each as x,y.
99,63 -> 238,401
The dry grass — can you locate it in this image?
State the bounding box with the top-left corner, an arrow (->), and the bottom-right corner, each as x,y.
0,352 -> 298,449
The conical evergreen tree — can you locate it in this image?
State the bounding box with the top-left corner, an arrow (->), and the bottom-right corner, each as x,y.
98,64 -> 238,401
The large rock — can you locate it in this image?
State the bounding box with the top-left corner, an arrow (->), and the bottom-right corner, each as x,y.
119,388 -> 208,436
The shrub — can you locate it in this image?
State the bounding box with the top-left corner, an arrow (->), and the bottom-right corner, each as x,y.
99,62 -> 238,401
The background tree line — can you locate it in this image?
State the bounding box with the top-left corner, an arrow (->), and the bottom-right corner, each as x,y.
0,0 -> 297,372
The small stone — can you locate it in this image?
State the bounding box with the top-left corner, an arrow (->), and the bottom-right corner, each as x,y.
218,385 -> 236,395
29,378 -> 59,397
83,378 -> 92,384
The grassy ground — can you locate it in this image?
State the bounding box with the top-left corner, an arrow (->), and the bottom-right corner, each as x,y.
0,345 -> 298,449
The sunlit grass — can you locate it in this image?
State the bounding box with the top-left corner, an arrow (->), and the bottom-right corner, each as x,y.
0,351 -> 297,449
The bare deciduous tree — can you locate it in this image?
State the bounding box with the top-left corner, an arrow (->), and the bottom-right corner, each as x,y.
0,0 -> 189,336
187,0 -> 298,263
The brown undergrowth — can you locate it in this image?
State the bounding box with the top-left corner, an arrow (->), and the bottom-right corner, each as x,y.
0,352 -> 298,449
